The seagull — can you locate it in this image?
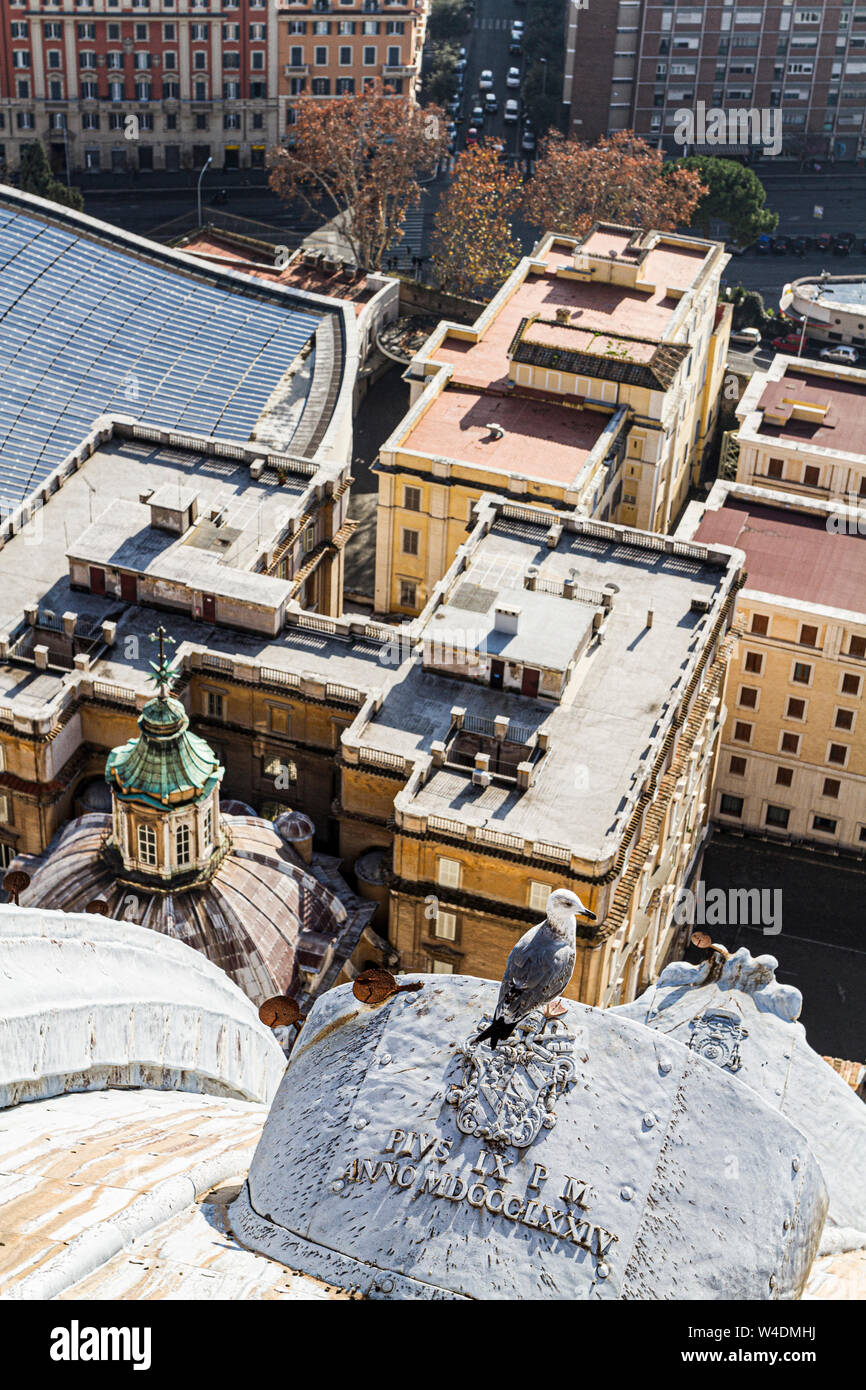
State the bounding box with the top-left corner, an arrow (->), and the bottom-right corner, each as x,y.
472,889 -> 598,1050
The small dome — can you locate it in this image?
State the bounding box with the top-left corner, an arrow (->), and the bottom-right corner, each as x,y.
355,847 -> 391,886
275,810 -> 315,844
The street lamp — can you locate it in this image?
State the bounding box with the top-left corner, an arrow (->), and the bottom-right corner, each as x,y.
196,155 -> 213,229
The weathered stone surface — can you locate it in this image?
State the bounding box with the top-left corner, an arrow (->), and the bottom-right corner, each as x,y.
232,975 -> 828,1300
614,949 -> 866,1235
0,906 -> 286,1108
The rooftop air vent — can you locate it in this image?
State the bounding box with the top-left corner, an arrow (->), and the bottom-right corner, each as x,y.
484,422 -> 505,441
690,595 -> 711,615
493,604 -> 520,634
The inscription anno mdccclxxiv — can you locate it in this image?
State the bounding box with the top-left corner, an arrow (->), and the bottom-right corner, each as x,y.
336,1127 -> 619,1260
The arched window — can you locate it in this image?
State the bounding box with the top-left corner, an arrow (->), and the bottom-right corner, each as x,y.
176,823 -> 191,867
138,823 -> 157,866
202,807 -> 212,850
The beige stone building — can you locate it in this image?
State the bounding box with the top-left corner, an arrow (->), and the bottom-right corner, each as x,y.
729,353 -> 866,505
681,480 -> 866,853
374,224 -> 732,617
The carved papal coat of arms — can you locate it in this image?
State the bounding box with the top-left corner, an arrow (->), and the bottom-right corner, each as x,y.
446,1010 -> 577,1148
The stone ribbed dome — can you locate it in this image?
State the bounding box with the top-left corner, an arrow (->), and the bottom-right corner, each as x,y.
10,812 -> 360,1006
106,694 -> 223,809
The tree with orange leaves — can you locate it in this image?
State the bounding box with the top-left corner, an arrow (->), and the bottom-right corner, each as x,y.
524,131 -> 706,238
268,82 -> 448,271
432,141 -> 524,299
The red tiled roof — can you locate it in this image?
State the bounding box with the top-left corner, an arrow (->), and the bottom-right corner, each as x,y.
694,498 -> 866,612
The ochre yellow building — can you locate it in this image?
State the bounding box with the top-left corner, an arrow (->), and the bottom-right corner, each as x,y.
374,224 -> 732,616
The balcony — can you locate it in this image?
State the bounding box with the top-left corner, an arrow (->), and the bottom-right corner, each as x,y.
284,63 -> 310,77
381,64 -> 417,78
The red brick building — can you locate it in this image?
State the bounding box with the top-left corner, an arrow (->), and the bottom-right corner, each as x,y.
0,0 -> 279,175
563,0 -> 866,160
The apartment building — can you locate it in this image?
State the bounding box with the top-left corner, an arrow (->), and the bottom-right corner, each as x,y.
278,0 -> 429,120
728,352 -> 866,502
374,224 -> 731,616
342,495 -> 743,1006
682,479 -> 866,852
0,0 -> 279,175
564,0 -> 866,159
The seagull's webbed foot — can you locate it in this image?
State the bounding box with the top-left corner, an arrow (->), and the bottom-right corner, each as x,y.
542,998 -> 568,1020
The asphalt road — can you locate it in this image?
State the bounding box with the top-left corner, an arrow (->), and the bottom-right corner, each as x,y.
455,0 -> 529,160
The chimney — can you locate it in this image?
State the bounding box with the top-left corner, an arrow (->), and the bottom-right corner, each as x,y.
493,714 -> 510,741
646,608 -> 654,629
517,761 -> 533,789
33,644 -> 49,670
62,612 -> 77,637
493,604 -> 520,635
431,740 -> 446,767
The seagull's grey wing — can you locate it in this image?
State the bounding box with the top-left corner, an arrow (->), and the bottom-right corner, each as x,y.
496,923 -> 572,1024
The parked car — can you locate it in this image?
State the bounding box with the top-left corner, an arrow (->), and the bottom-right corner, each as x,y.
471,103 -> 485,124
465,126 -> 479,145
816,232 -> 832,252
511,20 -> 525,36
521,130 -> 537,154
833,232 -> 856,256
479,69 -> 494,91
447,122 -> 458,151
820,345 -> 859,364
730,327 -> 762,349
504,99 -> 520,124
755,235 -> 771,256
792,236 -> 809,257
484,92 -> 498,112
506,66 -> 521,89
509,36 -> 523,54
771,235 -> 792,255
771,333 -> 804,352
447,95 -> 461,117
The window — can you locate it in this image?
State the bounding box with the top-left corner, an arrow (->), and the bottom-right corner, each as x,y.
194,51 -> 207,69
315,45 -> 327,64
340,45 -> 352,64
729,755 -> 747,776
803,465 -> 820,488
0,843 -> 15,869
841,671 -> 861,697
827,743 -> 849,766
744,651 -> 763,674
835,708 -> 855,731
437,857 -> 461,889
176,823 -> 191,866
224,113 -> 240,129
812,815 -> 837,836
269,705 -> 290,735
77,21 -> 95,37
135,22 -> 148,39
775,766 -> 793,787
402,529 -> 419,556
738,686 -> 758,709
733,721 -> 753,743
202,808 -> 213,849
364,45 -> 376,64
303,524 -> 316,554
792,662 -> 812,684
780,731 -> 800,754
399,580 -> 417,608
431,960 -> 454,975
765,804 -> 790,829
223,52 -> 240,68
138,823 -> 157,865
404,486 -> 421,512
799,624 -> 819,647
849,635 -> 866,659
434,910 -> 457,941
720,794 -> 743,817
529,882 -> 552,912
767,458 -> 784,480
108,51 -> 123,68
786,697 -> 806,720
206,691 -> 224,719
822,778 -> 840,799
750,613 -> 769,635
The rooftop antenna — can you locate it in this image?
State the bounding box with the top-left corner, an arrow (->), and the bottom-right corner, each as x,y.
148,625 -> 178,699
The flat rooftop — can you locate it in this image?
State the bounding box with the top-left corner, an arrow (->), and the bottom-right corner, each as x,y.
179,230 -> 377,313
752,367 -> 866,455
402,386 -> 610,484
693,497 -> 866,614
357,509 -> 736,860
0,435 -> 309,638
805,277 -> 866,312
0,191 -> 325,509
430,234 -> 711,392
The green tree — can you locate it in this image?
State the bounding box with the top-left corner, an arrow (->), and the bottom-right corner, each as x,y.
18,141 -> 84,211
432,140 -> 523,298
424,42 -> 459,106
674,156 -> 777,247
428,0 -> 469,43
